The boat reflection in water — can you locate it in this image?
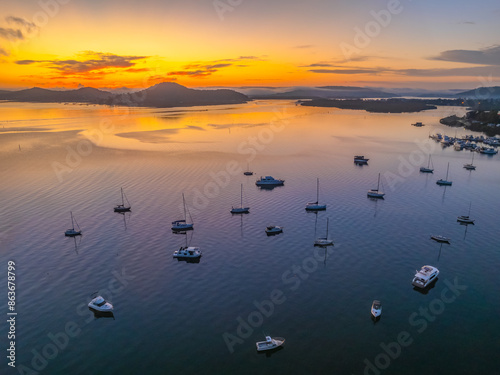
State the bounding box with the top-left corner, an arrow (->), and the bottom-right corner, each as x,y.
88,307 -> 115,319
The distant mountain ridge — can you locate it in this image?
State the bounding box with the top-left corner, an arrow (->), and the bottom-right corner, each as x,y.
455,86 -> 500,99
249,85 -> 396,99
110,82 -> 249,107
0,87 -> 113,103
0,82 -> 249,107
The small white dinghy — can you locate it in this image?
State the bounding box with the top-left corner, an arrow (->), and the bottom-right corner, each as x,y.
371,300 -> 382,319
88,296 -> 113,312
256,336 -> 285,352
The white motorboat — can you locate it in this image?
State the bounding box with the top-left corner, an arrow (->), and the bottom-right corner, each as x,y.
436,162 -> 452,186
314,218 -> 334,246
256,336 -> 285,352
114,187 -> 131,212
412,265 -> 439,289
88,295 -> 113,312
256,176 -> 285,187
231,184 -> 250,214
306,178 -> 327,211
64,211 -> 82,237
265,225 -> 283,235
457,202 -> 474,224
367,173 -> 385,198
430,235 -> 450,243
371,300 -> 382,318
354,155 -> 369,164
173,246 -> 202,259
172,193 -> 194,231
419,154 -> 434,173
479,147 -> 498,155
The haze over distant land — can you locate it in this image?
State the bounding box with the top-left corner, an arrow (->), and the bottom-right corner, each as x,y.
1,83 -> 500,110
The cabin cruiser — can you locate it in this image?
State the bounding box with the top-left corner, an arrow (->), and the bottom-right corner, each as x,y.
354,155 -> 369,164
371,300 -> 382,318
173,246 -> 202,259
171,220 -> 193,231
256,176 -> 285,187
479,147 -> 498,155
88,296 -> 113,312
412,265 -> 439,289
265,225 -> 283,235
256,336 -> 285,352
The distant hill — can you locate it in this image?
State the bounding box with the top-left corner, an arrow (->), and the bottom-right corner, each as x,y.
249,86 -> 396,99
455,86 -> 500,99
301,98 -> 437,113
109,82 -> 249,107
0,83 -> 249,107
0,87 -> 113,103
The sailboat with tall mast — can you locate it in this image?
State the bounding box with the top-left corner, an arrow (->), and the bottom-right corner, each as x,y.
172,193 -> 194,231
306,178 -> 327,210
457,202 -> 475,224
231,184 -> 250,214
314,218 -> 334,246
64,211 -> 82,237
114,187 -> 131,212
367,173 -> 385,198
436,162 -> 452,185
420,155 -> 434,173
463,152 -> 476,170
243,163 -> 254,176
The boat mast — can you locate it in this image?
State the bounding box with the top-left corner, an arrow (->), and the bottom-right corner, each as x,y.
377,173 -> 381,191
240,183 -> 243,208
121,187 -> 125,206
316,178 -> 320,203
326,218 -> 329,239
70,211 -> 75,230
445,162 -> 450,180
182,193 -> 187,221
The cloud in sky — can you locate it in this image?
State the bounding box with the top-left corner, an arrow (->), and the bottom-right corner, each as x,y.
167,56 -> 258,78
0,27 -> 23,41
0,47 -> 8,56
5,16 -> 38,34
16,51 -> 148,75
430,45 -> 500,66
308,64 -> 500,78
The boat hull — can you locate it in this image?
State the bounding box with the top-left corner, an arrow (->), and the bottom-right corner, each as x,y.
431,235 -> 450,243
419,167 -> 433,173
367,191 -> 385,198
114,206 -> 131,212
305,204 -> 327,211
436,180 -> 452,186
230,207 -> 250,214
65,230 -> 81,237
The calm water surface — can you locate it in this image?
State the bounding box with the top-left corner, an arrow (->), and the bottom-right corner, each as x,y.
0,101 -> 499,375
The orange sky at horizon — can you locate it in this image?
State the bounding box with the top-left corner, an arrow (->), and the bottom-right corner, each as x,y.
1,0 -> 499,91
